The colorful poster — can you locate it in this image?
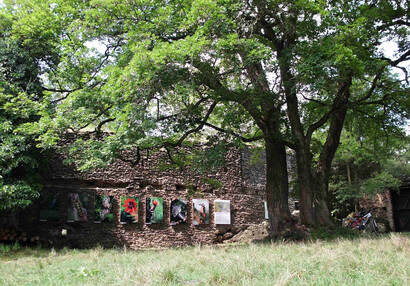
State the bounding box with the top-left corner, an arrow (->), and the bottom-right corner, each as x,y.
170,198 -> 187,225
39,193 -> 61,221
146,197 -> 163,224
120,196 -> 139,224
214,200 -> 231,225
67,193 -> 88,222
192,199 -> 210,225
94,195 -> 114,223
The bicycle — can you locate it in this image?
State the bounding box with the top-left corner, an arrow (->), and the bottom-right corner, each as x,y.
343,208 -> 380,236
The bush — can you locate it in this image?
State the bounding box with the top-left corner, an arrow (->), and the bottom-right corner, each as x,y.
0,242 -> 21,255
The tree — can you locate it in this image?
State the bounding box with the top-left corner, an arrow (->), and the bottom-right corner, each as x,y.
4,0 -> 409,233
13,0 -> 293,233
0,1 -> 65,213
240,0 -> 409,225
0,12 -> 46,211
328,104 -> 407,216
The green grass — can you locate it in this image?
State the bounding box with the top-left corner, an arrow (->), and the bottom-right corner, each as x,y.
0,234 -> 409,285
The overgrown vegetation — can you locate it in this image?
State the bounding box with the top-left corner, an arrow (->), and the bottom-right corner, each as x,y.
1,234 -> 408,285
0,14 -> 50,211
328,117 -> 408,217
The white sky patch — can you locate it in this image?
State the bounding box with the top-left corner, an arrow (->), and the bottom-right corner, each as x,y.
84,40 -> 108,55
379,41 -> 409,81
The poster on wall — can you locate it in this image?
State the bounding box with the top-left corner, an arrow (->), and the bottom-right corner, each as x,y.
94,195 -> 114,223
264,201 -> 269,219
192,199 -> 210,225
120,196 -> 139,224
67,193 -> 88,222
214,200 -> 231,225
39,193 -> 61,222
170,198 -> 187,225
146,197 -> 163,224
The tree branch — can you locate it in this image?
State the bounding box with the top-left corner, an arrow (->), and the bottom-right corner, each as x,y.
380,49 -> 410,67
117,147 -> 142,167
306,76 -> 353,142
165,101 -> 218,147
202,122 -> 264,142
157,97 -> 210,122
95,118 -> 115,136
192,60 -> 265,130
353,68 -> 385,104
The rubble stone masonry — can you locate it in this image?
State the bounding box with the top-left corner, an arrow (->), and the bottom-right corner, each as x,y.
18,137 -> 268,249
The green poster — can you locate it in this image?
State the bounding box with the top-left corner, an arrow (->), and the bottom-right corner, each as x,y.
146,197 -> 163,224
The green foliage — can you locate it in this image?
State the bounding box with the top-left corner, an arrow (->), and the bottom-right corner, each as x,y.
249,147 -> 265,166
331,167 -> 403,205
201,177 -> 223,189
384,149 -> 410,179
329,121 -> 407,216
0,86 -> 44,212
360,171 -> 402,194
0,2 -> 66,210
191,143 -> 230,173
157,143 -> 230,174
63,138 -> 117,171
184,181 -> 200,198
0,242 -> 21,256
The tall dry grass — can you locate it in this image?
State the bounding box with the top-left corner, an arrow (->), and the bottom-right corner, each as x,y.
0,233 -> 408,285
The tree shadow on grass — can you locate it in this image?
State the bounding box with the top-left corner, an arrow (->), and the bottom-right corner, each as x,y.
293,226 -> 388,243
258,226 -> 389,244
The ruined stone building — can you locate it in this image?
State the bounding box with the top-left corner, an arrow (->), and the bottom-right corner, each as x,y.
15,138 -> 274,248
4,132 -> 408,248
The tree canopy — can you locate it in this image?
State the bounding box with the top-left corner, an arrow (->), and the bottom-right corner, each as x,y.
0,9 -> 52,210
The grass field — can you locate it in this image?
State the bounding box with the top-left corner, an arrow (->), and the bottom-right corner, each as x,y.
0,233 -> 408,285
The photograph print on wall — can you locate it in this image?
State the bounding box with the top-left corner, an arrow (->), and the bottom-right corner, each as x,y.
120,196 -> 139,224
67,193 -> 88,222
192,199 -> 209,225
146,197 -> 163,224
264,201 -> 269,220
170,198 -> 187,225
214,200 -> 231,225
39,193 -> 61,222
94,195 -> 114,223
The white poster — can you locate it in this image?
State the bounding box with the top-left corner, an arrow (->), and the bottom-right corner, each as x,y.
264,201 -> 269,219
214,200 -> 231,225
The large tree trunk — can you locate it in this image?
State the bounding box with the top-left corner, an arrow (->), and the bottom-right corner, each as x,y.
280,67 -> 315,225
265,135 -> 292,234
275,40 -> 316,226
295,148 -> 315,225
313,169 -> 332,226
314,76 -> 352,226
237,49 -> 293,234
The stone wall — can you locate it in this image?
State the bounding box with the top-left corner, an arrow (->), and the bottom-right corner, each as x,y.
240,147 -> 266,192
360,191 -> 394,231
360,183 -> 410,232
18,138 -> 268,249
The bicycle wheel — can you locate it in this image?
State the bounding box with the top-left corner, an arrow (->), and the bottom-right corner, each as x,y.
371,218 -> 380,236
365,217 -> 380,236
